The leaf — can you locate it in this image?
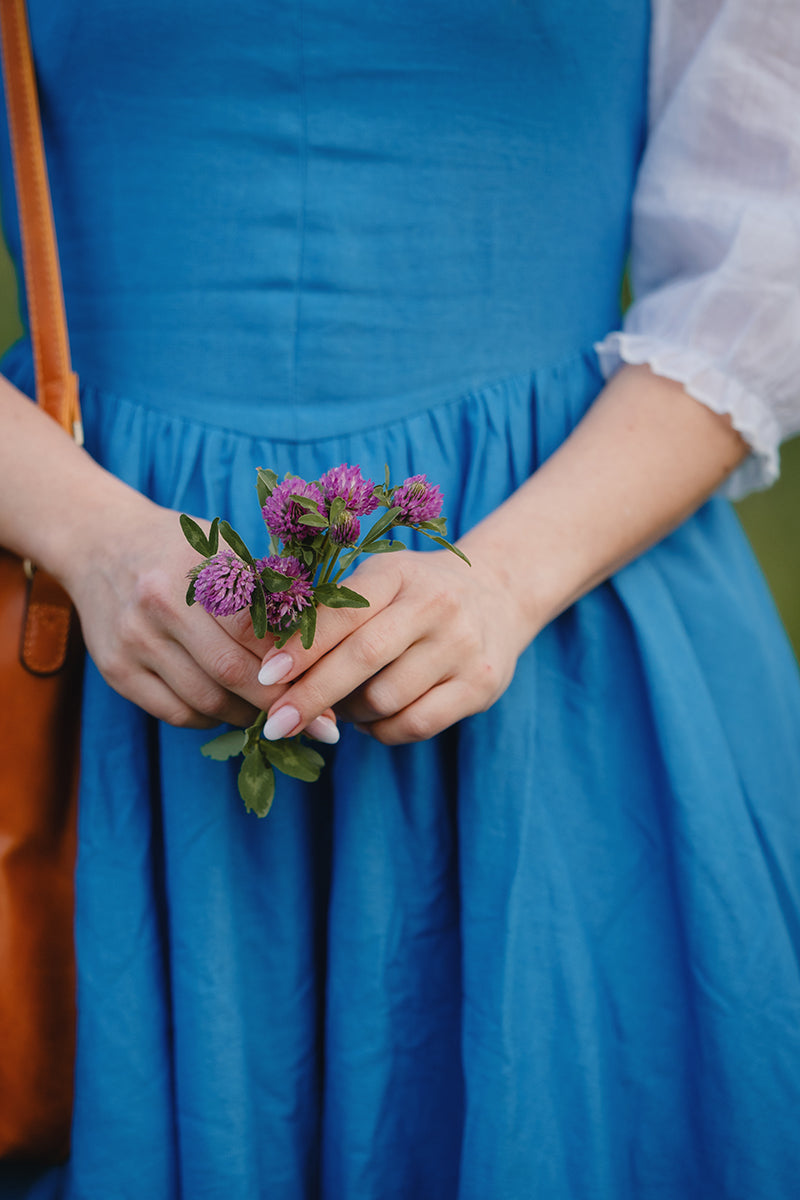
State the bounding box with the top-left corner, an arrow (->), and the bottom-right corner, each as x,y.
328,496 -> 346,525
336,585 -> 371,607
208,517 -> 220,554
416,528 -> 472,564
299,602 -> 317,650
298,512 -> 329,529
201,729 -> 247,760
237,753 -> 275,817
258,467 -> 278,493
180,513 -> 210,557
290,493 -> 323,513
185,577 -> 197,605
250,583 -> 267,639
298,739 -> 326,771
274,621 -> 300,649
260,737 -> 325,783
256,468 -> 278,506
314,583 -> 370,609
360,539 -> 405,555
445,542 -> 472,565
243,713 -> 267,756
333,546 -> 362,575
219,520 -> 256,565
361,505 -> 402,545
260,563 -> 297,591
418,517 -> 447,534
384,463 -> 391,491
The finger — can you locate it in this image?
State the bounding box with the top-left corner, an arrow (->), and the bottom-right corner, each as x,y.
261,599 -> 425,740
140,636 -> 259,728
138,632 -> 337,734
334,637 -> 452,725
129,565 -> 273,710
119,667 -> 221,730
353,678 -> 472,746
256,560 -> 404,686
179,606 -> 282,711
214,606 -> 271,657
304,713 -> 341,744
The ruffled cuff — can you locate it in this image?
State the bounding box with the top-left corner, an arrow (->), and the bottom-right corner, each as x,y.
594,331 -> 781,501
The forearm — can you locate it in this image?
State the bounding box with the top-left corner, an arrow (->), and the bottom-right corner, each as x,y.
0,374 -> 151,579
458,364 -> 750,641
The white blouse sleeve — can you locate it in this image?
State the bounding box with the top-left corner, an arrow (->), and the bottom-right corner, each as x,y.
595,0 -> 800,499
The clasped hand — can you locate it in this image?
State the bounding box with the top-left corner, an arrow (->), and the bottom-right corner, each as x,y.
256,546 -> 528,745
63,492 -> 529,744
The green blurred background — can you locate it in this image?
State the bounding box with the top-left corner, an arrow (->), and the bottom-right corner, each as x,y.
0,233 -> 797,659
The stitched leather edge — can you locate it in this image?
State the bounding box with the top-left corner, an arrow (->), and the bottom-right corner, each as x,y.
20,576 -> 72,676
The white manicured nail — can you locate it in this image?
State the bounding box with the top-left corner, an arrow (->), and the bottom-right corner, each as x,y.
258,652 -> 293,686
305,715 -> 340,745
263,705 -> 300,740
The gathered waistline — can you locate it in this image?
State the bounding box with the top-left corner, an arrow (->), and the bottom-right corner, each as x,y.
0,339 -> 604,444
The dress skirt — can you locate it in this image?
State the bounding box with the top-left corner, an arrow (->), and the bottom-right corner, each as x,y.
2,1 -> 800,1196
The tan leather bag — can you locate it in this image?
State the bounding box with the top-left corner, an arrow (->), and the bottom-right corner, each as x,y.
0,0 -> 83,1163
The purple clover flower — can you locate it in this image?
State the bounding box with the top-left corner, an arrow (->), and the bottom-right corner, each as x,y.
391,474 -> 444,525
258,555 -> 314,630
318,463 -> 379,518
262,478 -> 325,543
329,510 -> 361,547
193,552 -> 257,617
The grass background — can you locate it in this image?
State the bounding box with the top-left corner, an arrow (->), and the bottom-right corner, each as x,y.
0,234 -> 797,658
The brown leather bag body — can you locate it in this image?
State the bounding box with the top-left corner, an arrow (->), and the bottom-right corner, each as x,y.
0,0 -> 83,1163
0,560 -> 81,1162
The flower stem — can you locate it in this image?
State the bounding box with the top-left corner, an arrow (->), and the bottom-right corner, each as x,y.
320,544 -> 343,585
331,557 -> 354,584
313,532 -> 331,583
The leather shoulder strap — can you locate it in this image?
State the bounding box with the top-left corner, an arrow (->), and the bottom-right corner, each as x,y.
0,0 -> 80,437
0,0 -> 81,673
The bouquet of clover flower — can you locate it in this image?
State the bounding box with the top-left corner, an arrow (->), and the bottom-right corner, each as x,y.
180,464 -> 468,817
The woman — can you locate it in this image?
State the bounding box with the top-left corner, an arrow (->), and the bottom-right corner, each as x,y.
1,0 -> 799,1196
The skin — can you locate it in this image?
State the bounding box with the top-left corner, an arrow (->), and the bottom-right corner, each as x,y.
0,364 -> 748,741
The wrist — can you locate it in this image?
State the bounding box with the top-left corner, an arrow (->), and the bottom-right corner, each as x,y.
38,460 -> 156,590
456,522 -> 545,650
0,380 -> 155,583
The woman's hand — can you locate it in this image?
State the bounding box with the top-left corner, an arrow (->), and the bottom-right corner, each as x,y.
256,546 -> 532,746
56,484 -> 338,737
0,379 -> 321,734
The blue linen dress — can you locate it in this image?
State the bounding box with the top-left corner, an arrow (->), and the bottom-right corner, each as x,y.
3,2 -> 800,1197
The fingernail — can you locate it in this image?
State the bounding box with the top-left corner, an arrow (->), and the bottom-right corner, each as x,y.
305,715 -> 340,745
263,705 -> 300,740
258,652 -> 293,686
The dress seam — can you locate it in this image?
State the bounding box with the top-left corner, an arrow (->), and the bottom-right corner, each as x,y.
290,0 -> 309,438
0,343 -> 605,444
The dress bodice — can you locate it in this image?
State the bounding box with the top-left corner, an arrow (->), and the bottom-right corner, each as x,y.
0,0 -> 648,436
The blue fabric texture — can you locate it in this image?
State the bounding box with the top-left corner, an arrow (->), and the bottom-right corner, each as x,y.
3,2 -> 800,1197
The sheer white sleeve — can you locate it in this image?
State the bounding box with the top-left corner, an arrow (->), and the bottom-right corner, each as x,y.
595,0 -> 800,499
